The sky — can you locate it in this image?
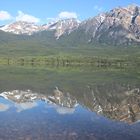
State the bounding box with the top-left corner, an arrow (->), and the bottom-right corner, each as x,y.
0,0 -> 140,25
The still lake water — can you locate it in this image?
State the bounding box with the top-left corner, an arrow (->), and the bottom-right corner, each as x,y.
0,66 -> 140,140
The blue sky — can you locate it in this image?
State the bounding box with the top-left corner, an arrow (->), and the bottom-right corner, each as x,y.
0,0 -> 140,25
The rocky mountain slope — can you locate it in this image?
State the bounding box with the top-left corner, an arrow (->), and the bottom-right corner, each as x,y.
43,18 -> 80,39
75,4 -> 140,45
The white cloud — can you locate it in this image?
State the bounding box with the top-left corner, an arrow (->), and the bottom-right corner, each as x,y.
16,11 -> 40,23
45,11 -> 79,24
58,11 -> 78,19
56,106 -> 75,115
15,102 -> 38,112
0,11 -> 12,20
94,5 -> 103,12
46,17 -> 58,23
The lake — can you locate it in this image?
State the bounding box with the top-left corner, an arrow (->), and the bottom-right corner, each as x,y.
0,65 -> 140,140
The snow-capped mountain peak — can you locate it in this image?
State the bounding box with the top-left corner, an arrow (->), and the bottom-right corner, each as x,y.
0,21 -> 42,35
0,18 -> 80,37
42,18 -> 80,38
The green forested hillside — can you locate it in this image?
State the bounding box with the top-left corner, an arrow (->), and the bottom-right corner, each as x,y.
0,30 -> 140,68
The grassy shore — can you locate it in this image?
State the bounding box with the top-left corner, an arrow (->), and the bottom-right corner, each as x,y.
0,44 -> 140,67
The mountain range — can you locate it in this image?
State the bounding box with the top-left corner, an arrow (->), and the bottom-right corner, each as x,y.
0,18 -> 80,38
0,4 -> 140,46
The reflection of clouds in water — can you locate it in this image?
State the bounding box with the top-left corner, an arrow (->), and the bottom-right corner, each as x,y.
15,102 -> 38,112
56,106 -> 75,115
0,103 -> 10,112
45,103 -> 76,115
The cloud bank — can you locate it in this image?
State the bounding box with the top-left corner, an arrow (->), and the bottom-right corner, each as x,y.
58,11 -> 78,19
0,11 -> 12,20
46,11 -> 78,23
16,11 -> 40,23
94,5 -> 103,12
0,10 -> 78,24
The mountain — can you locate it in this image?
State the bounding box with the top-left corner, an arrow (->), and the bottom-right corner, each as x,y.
0,4 -> 140,46
0,21 -> 42,35
0,18 -> 80,38
42,18 -> 80,39
75,4 -> 140,45
0,88 -> 78,109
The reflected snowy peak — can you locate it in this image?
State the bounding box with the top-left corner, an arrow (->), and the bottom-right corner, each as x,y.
0,88 -> 78,113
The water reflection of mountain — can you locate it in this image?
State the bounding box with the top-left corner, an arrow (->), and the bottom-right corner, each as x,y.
75,83 -> 140,124
0,88 -> 78,113
0,84 -> 140,123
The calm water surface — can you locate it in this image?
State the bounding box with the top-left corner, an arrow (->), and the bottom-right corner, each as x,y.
0,66 -> 140,140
